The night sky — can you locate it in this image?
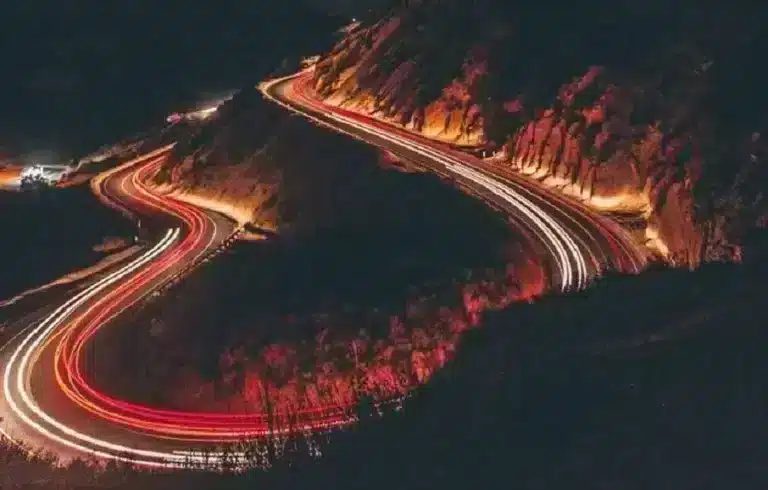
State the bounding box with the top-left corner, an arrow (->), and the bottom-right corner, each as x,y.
0,0 -> 375,160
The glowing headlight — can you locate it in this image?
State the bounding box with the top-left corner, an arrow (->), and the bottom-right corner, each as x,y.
21,165 -> 44,179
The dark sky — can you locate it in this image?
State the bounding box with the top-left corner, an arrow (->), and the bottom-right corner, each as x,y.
0,0 -> 374,159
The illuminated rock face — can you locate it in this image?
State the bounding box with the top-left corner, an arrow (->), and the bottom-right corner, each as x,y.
151,90 -> 449,236
311,0 -> 768,266
116,82 -> 547,417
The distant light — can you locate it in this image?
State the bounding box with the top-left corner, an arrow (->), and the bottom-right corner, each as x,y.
197,107 -> 217,118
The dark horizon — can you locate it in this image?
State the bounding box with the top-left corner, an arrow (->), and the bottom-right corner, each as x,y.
0,0 -> 356,160
1,2 -> 766,488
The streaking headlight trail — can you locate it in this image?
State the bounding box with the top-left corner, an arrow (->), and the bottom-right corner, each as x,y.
0,70 -> 645,470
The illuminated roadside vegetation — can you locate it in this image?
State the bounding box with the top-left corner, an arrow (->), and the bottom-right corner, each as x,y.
4,257 -> 768,488
96,114 -> 544,419
5,4 -> 766,487
312,1 -> 767,266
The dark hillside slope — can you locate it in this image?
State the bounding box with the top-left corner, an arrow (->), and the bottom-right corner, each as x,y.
0,0 -> 343,156
313,1 -> 768,266
277,261 -> 768,489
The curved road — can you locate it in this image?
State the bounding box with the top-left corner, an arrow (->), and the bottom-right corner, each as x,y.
0,148 -> 242,466
0,70 -> 646,468
260,72 -> 646,290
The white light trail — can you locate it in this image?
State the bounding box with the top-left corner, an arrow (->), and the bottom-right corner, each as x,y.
260,75 -> 590,290
0,72 -> 618,469
1,228 -> 205,467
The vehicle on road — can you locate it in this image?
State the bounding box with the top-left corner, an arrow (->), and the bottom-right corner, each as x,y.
19,164 -> 72,188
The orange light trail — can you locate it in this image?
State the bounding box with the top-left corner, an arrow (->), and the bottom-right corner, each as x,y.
1,70 -> 647,468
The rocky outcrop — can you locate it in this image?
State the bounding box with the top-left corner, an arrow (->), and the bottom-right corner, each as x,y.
152,84 -> 518,242
107,85 -> 548,415
153,88 -> 413,234
310,1 -> 768,266
315,16 -> 487,146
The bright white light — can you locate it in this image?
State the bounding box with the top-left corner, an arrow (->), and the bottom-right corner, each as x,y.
259,73 -> 592,290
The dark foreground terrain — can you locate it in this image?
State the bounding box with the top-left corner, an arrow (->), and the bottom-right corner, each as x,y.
4,257 -> 768,489
0,186 -> 133,300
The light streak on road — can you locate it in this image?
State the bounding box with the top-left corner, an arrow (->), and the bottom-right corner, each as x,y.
0,146 -> 348,467
0,69 -> 645,469
260,73 -> 645,288
3,229 -> 186,466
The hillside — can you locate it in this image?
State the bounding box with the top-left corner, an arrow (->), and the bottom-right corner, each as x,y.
310,1 -> 768,266
5,4 -> 766,488
276,260 -> 768,489
5,260 -> 767,488
153,88 -> 423,232
100,84 -> 545,416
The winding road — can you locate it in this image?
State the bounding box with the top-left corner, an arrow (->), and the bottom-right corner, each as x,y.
0,70 -> 646,467
260,72 -> 646,289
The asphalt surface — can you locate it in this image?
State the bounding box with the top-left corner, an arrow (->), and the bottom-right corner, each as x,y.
0,70 -> 647,468
0,148 -> 235,466
260,72 -> 646,291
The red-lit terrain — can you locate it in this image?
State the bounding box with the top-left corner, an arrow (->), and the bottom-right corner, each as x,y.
1,3 -> 766,487
310,1 -> 767,267
0,67 -> 642,466
95,91 -> 547,420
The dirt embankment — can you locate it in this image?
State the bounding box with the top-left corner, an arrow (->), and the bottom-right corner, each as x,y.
94,87 -> 544,415
309,1 -> 768,267
152,88 -> 414,233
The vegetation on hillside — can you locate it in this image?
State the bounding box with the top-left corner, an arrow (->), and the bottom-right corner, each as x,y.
313,2 -> 767,265
5,259 -> 767,488
100,139 -> 542,417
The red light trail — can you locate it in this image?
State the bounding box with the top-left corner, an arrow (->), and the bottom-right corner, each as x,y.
0,71 -> 646,468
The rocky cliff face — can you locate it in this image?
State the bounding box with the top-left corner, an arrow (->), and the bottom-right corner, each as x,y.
311,1 -> 768,266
